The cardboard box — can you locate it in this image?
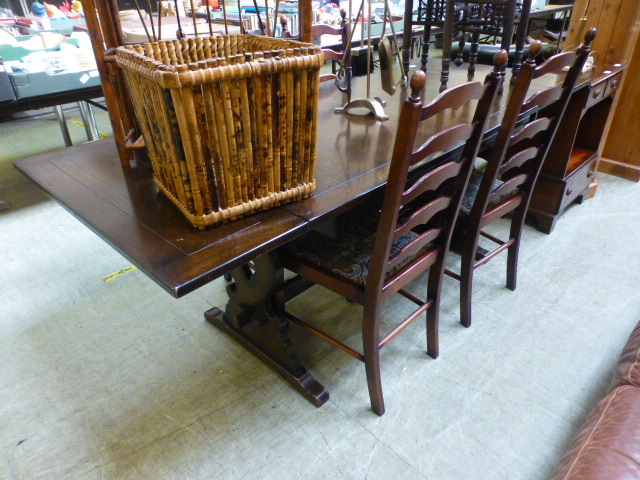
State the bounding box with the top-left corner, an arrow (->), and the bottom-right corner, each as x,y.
0,58 -> 16,102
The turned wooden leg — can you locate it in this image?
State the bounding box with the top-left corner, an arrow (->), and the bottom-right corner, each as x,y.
420,23 -> 433,72
439,0 -> 455,92
455,31 -> 466,67
402,0 -> 415,75
467,33 -> 480,80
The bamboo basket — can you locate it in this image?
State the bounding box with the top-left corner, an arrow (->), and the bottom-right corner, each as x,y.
116,35 -> 323,228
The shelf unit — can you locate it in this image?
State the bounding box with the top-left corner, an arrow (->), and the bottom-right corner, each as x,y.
528,64 -> 625,234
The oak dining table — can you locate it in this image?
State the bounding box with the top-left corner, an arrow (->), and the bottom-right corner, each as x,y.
13,61 -> 587,407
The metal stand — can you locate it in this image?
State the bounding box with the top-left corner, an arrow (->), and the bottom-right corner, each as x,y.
78,101 -> 100,141
335,97 -> 389,121
53,105 -> 73,147
335,0 -> 390,121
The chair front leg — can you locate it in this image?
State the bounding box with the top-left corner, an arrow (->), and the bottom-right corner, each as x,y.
362,303 -> 385,415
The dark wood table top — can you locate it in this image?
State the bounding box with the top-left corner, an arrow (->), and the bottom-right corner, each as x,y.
15,60 -> 615,298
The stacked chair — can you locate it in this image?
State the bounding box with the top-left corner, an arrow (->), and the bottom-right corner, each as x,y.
278,52 -> 508,415
281,12 -> 350,91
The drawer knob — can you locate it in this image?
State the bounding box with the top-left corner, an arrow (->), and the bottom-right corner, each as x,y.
587,170 -> 594,178
566,188 -> 573,196
611,80 -> 619,89
592,90 -> 601,99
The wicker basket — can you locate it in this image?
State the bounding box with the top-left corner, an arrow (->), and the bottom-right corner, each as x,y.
116,35 -> 324,228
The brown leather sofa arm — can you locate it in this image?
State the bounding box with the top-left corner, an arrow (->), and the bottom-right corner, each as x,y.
550,385 -> 640,480
611,321 -> 640,390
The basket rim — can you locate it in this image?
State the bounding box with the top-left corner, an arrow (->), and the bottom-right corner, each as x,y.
115,34 -> 324,88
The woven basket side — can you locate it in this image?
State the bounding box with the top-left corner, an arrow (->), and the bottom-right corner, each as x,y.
115,35 -> 320,228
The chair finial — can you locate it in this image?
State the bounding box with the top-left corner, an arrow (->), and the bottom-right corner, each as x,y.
526,40 -> 543,64
583,28 -> 597,48
340,8 -> 347,20
280,16 -> 288,32
410,70 -> 426,100
491,49 -> 508,76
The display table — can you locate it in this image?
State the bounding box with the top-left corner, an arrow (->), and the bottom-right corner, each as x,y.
14,61 -> 610,406
1,84 -> 104,146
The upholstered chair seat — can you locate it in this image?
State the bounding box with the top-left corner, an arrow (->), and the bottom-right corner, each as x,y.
287,217 -> 423,287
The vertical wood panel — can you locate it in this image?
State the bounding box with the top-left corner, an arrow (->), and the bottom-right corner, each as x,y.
601,29 -> 640,178
566,0 -> 605,50
604,0 -> 640,63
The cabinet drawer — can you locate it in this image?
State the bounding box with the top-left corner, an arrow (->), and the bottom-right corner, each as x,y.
586,82 -> 606,108
559,157 -> 597,212
605,73 -> 622,97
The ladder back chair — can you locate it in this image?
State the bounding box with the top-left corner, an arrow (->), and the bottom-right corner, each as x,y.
278,52 -> 508,415
441,0 -> 518,92
447,29 -> 597,328
401,0 -> 449,74
281,12 -> 351,91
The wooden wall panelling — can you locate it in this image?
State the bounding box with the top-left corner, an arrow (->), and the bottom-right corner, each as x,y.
599,30 -> 640,181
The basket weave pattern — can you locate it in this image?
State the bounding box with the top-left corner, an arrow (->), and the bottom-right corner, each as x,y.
116,35 -> 324,228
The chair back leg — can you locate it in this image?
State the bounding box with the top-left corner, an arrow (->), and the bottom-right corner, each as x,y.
363,303 -> 385,415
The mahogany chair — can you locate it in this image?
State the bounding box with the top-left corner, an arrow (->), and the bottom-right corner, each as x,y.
281,12 -> 351,90
447,29 -> 597,328
401,0 -> 450,74
278,52 -> 508,415
441,0 -> 519,91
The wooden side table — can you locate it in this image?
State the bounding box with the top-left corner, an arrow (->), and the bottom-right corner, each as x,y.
528,64 -> 625,234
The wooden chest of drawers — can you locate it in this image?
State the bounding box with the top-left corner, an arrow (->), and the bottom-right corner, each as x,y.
528,65 -> 625,233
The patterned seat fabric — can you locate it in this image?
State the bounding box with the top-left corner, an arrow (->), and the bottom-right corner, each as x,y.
288,216 -> 421,287
460,158 -> 510,214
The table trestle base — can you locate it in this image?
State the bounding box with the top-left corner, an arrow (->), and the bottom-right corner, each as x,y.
205,254 -> 330,407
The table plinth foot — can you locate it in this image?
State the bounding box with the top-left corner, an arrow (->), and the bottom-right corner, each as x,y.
205,254 -> 329,408
206,308 -> 329,407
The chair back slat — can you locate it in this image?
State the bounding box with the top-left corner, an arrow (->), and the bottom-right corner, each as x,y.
509,117 -> 553,146
311,24 -> 343,37
387,228 -> 443,271
322,49 -> 343,61
488,173 -> 527,201
532,51 -> 576,78
394,196 -> 453,239
521,85 -> 563,114
402,160 -> 463,205
499,146 -> 539,175
420,81 -> 487,120
411,124 -> 475,166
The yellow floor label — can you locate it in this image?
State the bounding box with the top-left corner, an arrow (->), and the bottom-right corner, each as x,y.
103,265 -> 138,282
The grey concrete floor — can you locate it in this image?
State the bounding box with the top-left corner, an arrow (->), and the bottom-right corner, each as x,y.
1,104 -> 640,480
